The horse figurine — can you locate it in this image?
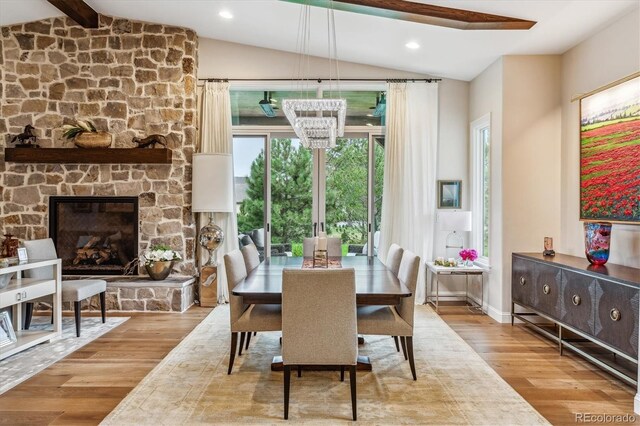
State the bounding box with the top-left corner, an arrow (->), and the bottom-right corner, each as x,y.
132,134 -> 168,149
10,125 -> 38,147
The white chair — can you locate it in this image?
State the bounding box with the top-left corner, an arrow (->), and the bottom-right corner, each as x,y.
302,237 -> 342,257
357,250 -> 420,380
23,238 -> 107,337
282,268 -> 358,420
224,249 -> 281,374
241,244 -> 261,275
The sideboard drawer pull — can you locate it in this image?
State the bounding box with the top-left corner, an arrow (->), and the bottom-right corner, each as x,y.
610,308 -> 621,322
542,284 -> 550,295
520,276 -> 526,286
572,295 -> 581,306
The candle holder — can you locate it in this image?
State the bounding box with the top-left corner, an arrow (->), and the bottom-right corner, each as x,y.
313,249 -> 328,268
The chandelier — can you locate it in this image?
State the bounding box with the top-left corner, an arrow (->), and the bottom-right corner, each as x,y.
284,3 -> 345,149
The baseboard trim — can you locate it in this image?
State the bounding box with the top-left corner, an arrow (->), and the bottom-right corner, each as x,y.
486,305 -> 511,323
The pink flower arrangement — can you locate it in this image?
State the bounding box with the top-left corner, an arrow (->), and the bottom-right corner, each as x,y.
459,248 -> 478,262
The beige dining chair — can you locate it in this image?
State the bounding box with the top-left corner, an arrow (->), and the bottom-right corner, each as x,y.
386,243 -> 404,276
224,249 -> 281,375
302,237 -> 342,257
357,249 -> 420,380
385,243 -> 404,353
282,268 -> 358,421
241,243 -> 261,349
22,238 -> 107,338
241,243 -> 261,275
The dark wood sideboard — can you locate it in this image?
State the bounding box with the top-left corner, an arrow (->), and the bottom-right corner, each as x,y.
512,252 -> 640,385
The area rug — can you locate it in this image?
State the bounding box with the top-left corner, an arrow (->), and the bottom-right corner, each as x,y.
102,305 -> 549,425
0,316 -> 128,394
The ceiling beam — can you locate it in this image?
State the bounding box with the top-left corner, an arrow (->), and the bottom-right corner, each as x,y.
46,0 -> 99,28
281,0 -> 536,30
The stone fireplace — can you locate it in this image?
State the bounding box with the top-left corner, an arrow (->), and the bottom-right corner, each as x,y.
0,16 -> 200,311
49,196 -> 138,275
0,15 -> 198,277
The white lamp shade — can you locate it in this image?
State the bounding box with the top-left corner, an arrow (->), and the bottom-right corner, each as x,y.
192,153 -> 234,213
438,211 -> 472,232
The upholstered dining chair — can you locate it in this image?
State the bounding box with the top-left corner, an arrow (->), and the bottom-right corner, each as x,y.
302,237 -> 342,257
241,243 -> 261,275
385,243 -> 404,352
282,268 -> 358,420
357,249 -> 420,380
385,243 -> 404,276
224,249 -> 281,374
22,238 -> 107,337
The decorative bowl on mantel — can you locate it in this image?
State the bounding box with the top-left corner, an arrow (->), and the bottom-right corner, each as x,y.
74,131 -> 112,148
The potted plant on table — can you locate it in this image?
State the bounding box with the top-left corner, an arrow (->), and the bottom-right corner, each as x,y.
141,244 -> 182,281
62,120 -> 112,148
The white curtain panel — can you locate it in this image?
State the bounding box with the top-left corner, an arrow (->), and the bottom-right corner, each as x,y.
197,81 -> 239,303
379,82 -> 439,304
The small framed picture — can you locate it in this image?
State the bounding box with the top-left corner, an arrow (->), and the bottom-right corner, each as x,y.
438,180 -> 462,209
0,311 -> 17,348
17,247 -> 28,263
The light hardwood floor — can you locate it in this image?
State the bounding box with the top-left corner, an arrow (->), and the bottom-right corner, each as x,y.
0,304 -> 637,425
439,303 -> 639,426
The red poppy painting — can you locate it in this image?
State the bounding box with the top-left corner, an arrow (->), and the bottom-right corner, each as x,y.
580,74 -> 640,224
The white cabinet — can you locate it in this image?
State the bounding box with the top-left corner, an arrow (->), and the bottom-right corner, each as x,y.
0,259 -> 62,360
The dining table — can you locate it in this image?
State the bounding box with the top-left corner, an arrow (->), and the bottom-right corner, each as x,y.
232,255 -> 412,371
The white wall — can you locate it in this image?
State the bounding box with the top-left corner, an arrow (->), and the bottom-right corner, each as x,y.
469,58 -> 504,320
199,38 -> 430,80
502,55 -> 563,316
560,10 -> 640,267
199,36 -> 471,267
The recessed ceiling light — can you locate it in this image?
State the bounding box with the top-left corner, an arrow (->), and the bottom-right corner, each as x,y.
366,113 -> 374,117
366,123 -> 373,127
219,10 -> 233,19
405,41 -> 420,50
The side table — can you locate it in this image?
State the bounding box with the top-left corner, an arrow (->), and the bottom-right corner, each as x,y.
199,266 -> 218,307
425,262 -> 487,314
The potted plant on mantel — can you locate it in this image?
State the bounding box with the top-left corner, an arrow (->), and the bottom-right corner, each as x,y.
62,120 -> 112,148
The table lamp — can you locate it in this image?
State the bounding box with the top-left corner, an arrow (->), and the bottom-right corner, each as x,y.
438,211 -> 472,254
192,153 -> 234,266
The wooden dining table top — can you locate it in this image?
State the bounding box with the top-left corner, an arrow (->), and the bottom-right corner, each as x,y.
232,256 -> 412,305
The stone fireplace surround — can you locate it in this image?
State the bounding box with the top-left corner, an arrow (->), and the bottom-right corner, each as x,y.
0,16 -> 200,312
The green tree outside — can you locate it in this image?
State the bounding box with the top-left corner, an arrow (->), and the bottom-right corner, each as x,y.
237,137 -> 384,251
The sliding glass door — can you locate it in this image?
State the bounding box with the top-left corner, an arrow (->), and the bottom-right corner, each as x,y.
233,132 -> 383,258
270,138 -> 313,257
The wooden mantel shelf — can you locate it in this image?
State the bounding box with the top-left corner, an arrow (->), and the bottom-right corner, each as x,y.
4,148 -> 173,164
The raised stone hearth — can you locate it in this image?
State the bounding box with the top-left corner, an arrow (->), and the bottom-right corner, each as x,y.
44,276 -> 196,313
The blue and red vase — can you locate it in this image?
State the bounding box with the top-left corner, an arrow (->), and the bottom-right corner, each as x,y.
583,222 -> 612,265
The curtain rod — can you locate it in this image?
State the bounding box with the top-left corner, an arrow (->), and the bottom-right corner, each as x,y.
197,77 -> 441,83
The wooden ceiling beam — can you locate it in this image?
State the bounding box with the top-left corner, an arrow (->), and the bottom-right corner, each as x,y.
46,0 -> 99,28
281,0 -> 536,30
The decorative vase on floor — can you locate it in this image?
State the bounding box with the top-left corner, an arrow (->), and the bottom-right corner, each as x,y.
145,261 -> 173,281
584,221 -> 612,265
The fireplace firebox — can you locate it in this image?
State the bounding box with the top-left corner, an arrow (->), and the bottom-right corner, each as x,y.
49,196 -> 138,275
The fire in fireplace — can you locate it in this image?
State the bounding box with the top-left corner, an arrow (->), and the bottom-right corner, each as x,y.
49,196 -> 138,275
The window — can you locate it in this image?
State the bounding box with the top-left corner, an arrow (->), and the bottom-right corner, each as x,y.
471,114 -> 490,263
231,85 -> 386,258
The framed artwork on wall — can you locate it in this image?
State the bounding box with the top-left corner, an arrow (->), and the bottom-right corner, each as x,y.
438,180 -> 461,209
579,72 -> 640,224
